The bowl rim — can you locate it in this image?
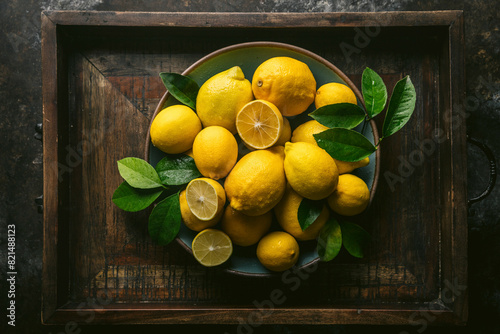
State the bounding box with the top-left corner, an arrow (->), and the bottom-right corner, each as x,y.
144,41 -> 381,278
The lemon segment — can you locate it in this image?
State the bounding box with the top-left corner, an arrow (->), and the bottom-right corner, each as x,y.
236,100 -> 283,150
192,229 -> 233,267
185,178 -> 226,221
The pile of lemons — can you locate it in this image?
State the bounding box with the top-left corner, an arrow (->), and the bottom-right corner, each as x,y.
150,57 -> 371,272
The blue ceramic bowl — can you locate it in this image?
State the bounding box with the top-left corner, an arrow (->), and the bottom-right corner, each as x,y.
145,42 -> 380,277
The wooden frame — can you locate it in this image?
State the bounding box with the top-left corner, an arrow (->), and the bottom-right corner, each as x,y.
42,10 -> 467,325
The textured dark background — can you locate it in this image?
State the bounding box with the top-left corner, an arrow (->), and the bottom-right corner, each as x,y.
0,0 -> 499,333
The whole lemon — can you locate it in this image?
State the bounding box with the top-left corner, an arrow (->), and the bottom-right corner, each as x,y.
179,190 -> 222,232
284,142 -> 338,200
291,120 -> 329,145
196,66 -> 254,134
221,206 -> 272,246
256,231 -> 299,272
315,82 -> 357,109
192,126 -> 238,180
224,146 -> 286,216
150,105 -> 202,154
274,184 -> 329,241
327,174 -> 370,216
334,157 -> 370,174
275,117 -> 291,146
252,57 -> 316,117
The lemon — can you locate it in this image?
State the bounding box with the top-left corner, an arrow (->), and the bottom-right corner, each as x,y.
224,146 -> 286,216
335,157 -> 370,174
192,229 -> 233,267
179,190 -> 222,232
150,105 -> 202,154
192,126 -> 238,180
275,117 -> 291,146
221,206 -> 272,246
290,120 -> 329,145
236,100 -> 283,150
185,178 -> 226,221
315,82 -> 357,109
256,231 -> 299,272
274,184 -> 329,241
252,57 -> 316,117
327,174 -> 370,216
196,66 -> 254,134
284,142 -> 338,200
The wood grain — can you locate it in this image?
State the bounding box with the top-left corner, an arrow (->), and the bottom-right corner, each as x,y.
42,10 -> 467,325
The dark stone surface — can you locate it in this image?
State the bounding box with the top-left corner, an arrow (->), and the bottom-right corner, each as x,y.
0,0 -> 498,333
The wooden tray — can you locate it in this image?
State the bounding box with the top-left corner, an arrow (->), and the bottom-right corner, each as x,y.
41,10 -> 467,325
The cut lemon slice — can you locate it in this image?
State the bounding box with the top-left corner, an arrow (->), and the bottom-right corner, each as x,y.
236,100 -> 284,150
185,178 -> 226,221
192,229 -> 233,267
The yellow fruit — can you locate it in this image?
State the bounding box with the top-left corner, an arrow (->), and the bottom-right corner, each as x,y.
236,100 -> 283,150
275,117 -> 291,146
327,174 -> 370,216
315,82 -> 357,109
252,57 -> 316,117
335,157 -> 370,174
185,178 -> 226,221
284,142 -> 338,200
150,105 -> 202,154
221,206 -> 272,246
192,229 -> 233,267
274,184 -> 329,241
290,120 -> 329,145
256,231 -> 299,272
196,66 -> 254,134
224,146 -> 286,216
192,126 -> 238,180
179,190 -> 222,232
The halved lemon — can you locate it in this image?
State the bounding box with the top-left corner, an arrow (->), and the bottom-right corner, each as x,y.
192,229 -> 233,267
185,178 -> 226,221
236,100 -> 284,150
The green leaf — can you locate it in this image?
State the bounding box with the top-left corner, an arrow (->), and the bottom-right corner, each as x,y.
155,154 -> 202,186
117,157 -> 163,189
362,67 -> 388,118
159,72 -> 199,109
382,75 -> 416,138
309,103 -> 366,129
317,218 -> 342,262
112,181 -> 163,212
297,198 -> 324,231
314,128 -> 376,162
148,193 -> 182,246
339,221 -> 370,258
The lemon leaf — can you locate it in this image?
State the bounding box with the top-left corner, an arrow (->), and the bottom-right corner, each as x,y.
339,221 -> 370,258
382,75 -> 416,138
117,157 -> 163,189
159,72 -> 199,110
112,181 -> 163,212
362,67 -> 387,118
148,192 -> 181,246
297,198 -> 324,231
309,103 -> 365,129
317,218 -> 342,262
155,154 -> 201,186
314,128 -> 376,162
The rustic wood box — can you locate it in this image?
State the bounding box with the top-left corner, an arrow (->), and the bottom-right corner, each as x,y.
42,11 -> 467,325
